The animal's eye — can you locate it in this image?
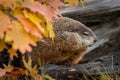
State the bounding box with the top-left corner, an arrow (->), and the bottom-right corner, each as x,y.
69,29 -> 74,32
83,32 -> 89,35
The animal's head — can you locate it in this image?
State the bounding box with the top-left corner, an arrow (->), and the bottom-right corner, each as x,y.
53,17 -> 97,48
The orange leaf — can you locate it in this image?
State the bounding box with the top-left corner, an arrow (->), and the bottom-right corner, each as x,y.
8,48 -> 18,60
5,21 -> 36,54
46,0 -> 64,9
46,21 -> 55,41
39,76 -> 44,80
14,10 -> 42,39
4,68 -> 26,78
0,0 -> 17,9
0,11 -> 11,39
0,65 -> 13,77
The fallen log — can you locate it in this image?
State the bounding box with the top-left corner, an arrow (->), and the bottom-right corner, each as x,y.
61,0 -> 120,24
43,18 -> 120,80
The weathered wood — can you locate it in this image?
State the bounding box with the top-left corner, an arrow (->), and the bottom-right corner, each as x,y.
80,17 -> 120,63
60,0 -> 120,23
44,61 -> 120,80
43,1 -> 120,79
43,17 -> 120,80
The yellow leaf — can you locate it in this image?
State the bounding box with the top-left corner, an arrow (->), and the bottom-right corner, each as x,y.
64,0 -> 79,6
8,48 -> 18,60
23,10 -> 45,34
0,39 -> 6,51
64,0 -> 85,7
22,56 -> 37,78
22,56 -> 32,71
46,20 -> 55,41
37,13 -> 49,37
40,21 -> 49,37
30,0 -> 35,3
43,74 -> 55,80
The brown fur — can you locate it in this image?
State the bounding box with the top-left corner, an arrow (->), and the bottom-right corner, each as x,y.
30,17 -> 97,66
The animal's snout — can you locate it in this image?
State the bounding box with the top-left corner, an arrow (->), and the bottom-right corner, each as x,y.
94,35 -> 97,43
88,37 -> 97,47
94,39 -> 97,43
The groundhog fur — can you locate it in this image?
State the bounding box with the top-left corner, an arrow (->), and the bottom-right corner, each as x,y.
30,17 -> 97,66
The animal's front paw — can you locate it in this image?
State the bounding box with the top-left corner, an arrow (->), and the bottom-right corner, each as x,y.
63,62 -> 73,67
56,61 -> 73,67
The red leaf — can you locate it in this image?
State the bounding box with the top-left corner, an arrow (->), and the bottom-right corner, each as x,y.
0,65 -> 13,77
3,68 -> 26,78
23,0 -> 59,21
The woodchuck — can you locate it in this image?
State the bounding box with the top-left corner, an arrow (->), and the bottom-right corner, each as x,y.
30,17 -> 97,66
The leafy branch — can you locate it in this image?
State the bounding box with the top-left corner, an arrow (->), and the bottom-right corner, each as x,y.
0,0 -> 84,79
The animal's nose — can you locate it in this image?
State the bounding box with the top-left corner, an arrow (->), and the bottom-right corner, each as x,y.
89,39 -> 97,47
93,35 -> 97,43
94,39 -> 97,43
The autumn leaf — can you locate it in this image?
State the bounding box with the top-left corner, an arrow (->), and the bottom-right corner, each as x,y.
3,68 -> 26,78
22,56 -> 37,78
39,76 -> 44,80
40,21 -> 49,38
43,74 -> 55,80
30,0 -> 35,3
37,13 -> 49,37
46,0 -> 64,9
0,11 -> 11,39
0,0 -> 17,9
45,0 -> 64,18
5,21 -> 36,54
14,10 -> 42,39
23,10 -> 44,34
23,0 -> 58,21
0,39 -> 6,51
64,0 -> 79,6
0,64 -> 13,77
64,0 -> 84,7
8,48 -> 18,60
46,21 -> 55,41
